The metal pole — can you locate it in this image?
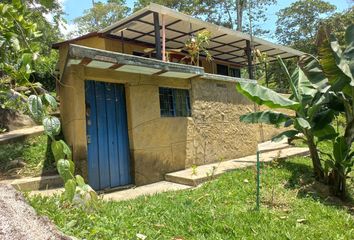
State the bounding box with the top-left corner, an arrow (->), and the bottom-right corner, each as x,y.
246,40 -> 254,79
153,12 -> 162,60
256,147 -> 260,210
162,14 -> 166,62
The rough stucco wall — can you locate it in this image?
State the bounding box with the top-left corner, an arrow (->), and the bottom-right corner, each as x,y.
185,78 -> 292,167
186,79 -> 259,166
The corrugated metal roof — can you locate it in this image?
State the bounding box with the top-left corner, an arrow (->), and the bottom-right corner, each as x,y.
98,3 -> 304,65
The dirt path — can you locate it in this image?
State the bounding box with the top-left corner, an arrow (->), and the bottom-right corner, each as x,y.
0,184 -> 71,240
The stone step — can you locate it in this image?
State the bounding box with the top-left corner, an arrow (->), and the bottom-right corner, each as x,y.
165,147 -> 310,187
1,175 -> 63,191
0,126 -> 44,145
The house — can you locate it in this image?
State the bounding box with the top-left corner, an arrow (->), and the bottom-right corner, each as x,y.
53,3 -> 302,191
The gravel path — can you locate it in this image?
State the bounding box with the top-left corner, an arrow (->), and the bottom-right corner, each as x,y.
0,184 -> 71,240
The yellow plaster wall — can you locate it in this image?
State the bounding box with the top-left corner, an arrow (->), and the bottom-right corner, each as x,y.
75,36 -> 106,50
59,65 -> 191,185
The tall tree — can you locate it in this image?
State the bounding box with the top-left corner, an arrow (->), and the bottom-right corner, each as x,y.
134,0 -> 277,37
72,0 -> 130,35
324,6 -> 354,46
275,0 -> 336,54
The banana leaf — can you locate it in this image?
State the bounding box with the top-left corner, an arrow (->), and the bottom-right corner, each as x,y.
272,130 -> 299,142
298,54 -> 328,92
240,110 -> 291,126
316,24 -> 353,94
236,82 -> 300,110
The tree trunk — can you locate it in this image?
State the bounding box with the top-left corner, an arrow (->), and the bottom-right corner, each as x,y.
306,132 -> 325,181
329,166 -> 347,200
236,0 -> 243,31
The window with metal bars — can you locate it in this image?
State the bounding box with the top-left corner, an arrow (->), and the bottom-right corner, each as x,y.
159,87 -> 191,117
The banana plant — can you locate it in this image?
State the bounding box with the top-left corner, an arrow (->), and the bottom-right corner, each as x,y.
236,55 -> 335,181
307,23 -> 354,198
236,23 -> 354,198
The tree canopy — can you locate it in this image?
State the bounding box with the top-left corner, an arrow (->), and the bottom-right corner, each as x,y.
275,0 -> 336,54
72,0 -> 130,36
134,0 -> 277,37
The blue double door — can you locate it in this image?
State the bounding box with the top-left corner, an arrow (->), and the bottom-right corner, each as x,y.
85,80 -> 131,191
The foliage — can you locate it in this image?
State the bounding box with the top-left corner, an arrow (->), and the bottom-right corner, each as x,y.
236,56 -> 332,181
28,156 -> 354,239
0,0 -> 96,206
311,24 -> 354,198
323,7 -> 354,47
0,0 -> 60,108
237,24 -> 354,199
0,135 -> 56,177
275,0 -> 336,54
134,0 -> 277,37
182,30 -> 212,66
27,93 -> 97,206
0,1 -> 42,87
72,0 -> 130,36
0,0 -> 45,107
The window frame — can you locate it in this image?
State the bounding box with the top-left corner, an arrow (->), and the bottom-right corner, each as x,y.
159,87 -> 191,118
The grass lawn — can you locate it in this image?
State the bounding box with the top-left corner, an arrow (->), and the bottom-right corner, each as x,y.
0,135 -> 56,178
29,155 -> 354,240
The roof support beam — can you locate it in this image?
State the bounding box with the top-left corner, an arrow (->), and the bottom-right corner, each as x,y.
165,27 -> 206,42
108,10 -> 152,35
245,40 -> 254,79
162,14 -> 166,61
153,12 -> 162,60
132,19 -> 182,41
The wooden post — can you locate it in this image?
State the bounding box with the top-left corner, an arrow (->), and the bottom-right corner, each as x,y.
162,14 -> 166,62
153,12 -> 162,60
121,31 -> 124,53
246,40 -> 254,79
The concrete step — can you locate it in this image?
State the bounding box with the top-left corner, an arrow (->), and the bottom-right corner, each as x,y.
258,138 -> 290,153
29,181 -> 192,202
0,126 -> 44,145
0,175 -> 63,191
165,147 -> 310,187
103,181 -> 191,202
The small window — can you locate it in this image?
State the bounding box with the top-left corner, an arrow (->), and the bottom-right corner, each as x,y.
159,88 -> 191,117
230,67 -> 241,78
216,64 -> 229,76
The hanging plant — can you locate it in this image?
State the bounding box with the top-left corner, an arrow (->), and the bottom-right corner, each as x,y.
182,30 -> 213,66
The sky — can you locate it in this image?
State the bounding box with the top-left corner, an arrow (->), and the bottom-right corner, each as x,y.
59,0 -> 353,41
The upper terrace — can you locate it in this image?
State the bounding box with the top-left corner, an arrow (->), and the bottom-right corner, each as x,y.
54,3 -> 304,80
